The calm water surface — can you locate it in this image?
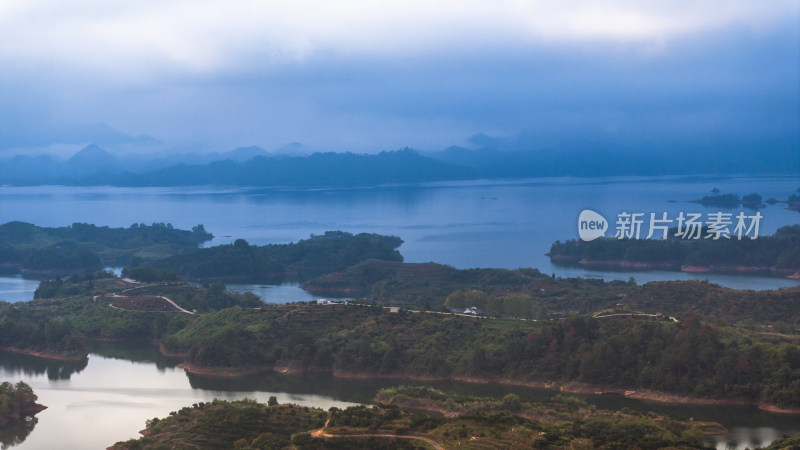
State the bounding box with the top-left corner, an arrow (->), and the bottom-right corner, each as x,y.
0,176 -> 798,302
0,342 -> 797,450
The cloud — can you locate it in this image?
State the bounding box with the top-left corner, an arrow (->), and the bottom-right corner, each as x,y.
0,1 -> 797,152
2,1 -> 796,79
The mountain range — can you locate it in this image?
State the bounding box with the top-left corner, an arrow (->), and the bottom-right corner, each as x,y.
0,136 -> 796,187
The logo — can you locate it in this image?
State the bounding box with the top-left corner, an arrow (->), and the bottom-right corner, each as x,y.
578,209 -> 607,241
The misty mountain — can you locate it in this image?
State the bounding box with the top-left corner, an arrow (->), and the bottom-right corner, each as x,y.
0,154 -> 62,182
114,148 -> 477,187
0,122 -> 161,150
0,143 -> 124,183
63,144 -> 124,177
0,136 -> 796,187
428,133 -> 799,178
118,145 -> 274,173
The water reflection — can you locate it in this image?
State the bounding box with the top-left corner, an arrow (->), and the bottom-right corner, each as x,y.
1,177 -> 797,280
0,341 -> 797,449
86,341 -> 181,373
0,353 -> 87,381
0,418 -> 37,450
584,394 -> 800,450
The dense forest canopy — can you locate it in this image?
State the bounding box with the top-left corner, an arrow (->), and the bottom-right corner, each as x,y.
0,381 -> 41,428
151,231 -> 403,281
0,222 -> 212,274
110,388 -> 728,449
159,305 -> 800,408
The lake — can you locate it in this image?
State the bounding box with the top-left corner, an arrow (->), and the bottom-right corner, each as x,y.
0,175 -> 798,303
0,176 -> 797,447
0,343 -> 797,449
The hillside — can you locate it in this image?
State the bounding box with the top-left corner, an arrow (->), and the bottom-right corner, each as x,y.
110,391 -> 721,449
303,260 -> 800,325
2,273 -> 799,410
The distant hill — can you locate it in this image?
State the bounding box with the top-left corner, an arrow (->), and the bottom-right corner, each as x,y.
64,144 -> 123,177
428,133 -> 800,178
105,148 -> 477,187
1,134 -> 796,187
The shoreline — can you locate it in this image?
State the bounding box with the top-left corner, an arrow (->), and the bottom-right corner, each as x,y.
549,255 -> 800,279
172,359 -> 799,414
4,341 -> 798,415
0,346 -> 87,362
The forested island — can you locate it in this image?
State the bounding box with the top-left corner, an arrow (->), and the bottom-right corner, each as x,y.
548,225 -> 800,277
692,190 -> 800,211
0,221 -> 403,283
0,381 -> 44,427
111,387 -> 725,449
0,221 -> 212,275
151,231 -> 403,281
694,192 -> 765,208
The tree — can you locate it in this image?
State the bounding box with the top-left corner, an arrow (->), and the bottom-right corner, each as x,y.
268,396 -> 278,407
501,393 -> 522,411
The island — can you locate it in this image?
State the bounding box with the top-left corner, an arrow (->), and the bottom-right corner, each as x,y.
691,189 -> 800,211
0,222 -> 402,283
150,231 -> 403,281
0,381 -> 45,428
0,221 -> 212,276
110,387 -> 725,449
548,224 -> 800,277
692,192 -> 765,208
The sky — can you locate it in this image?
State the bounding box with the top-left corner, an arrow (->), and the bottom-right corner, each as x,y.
0,0 -> 798,156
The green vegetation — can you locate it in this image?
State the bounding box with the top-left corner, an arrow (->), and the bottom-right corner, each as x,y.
110,399 -> 327,449
120,266 -> 179,282
376,386 -> 725,443
698,193 -> 745,207
304,260 -> 800,326
549,224 -> 800,273
304,260 -> 553,301
34,269 -> 117,299
4,263 -> 799,410
151,231 -> 403,281
2,276 -> 260,359
445,290 -> 544,319
111,390 -> 720,449
764,433 -> 800,449
695,191 -> 764,208
159,305 -> 800,408
0,221 -> 212,274
0,221 -> 405,283
0,381 -> 42,428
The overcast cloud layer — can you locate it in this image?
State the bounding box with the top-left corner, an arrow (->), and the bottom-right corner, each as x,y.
0,0 -> 798,155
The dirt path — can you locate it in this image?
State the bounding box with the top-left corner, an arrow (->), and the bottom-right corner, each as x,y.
593,312 -> 679,322
157,295 -> 194,314
103,292 -> 194,315
309,415 -> 444,449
